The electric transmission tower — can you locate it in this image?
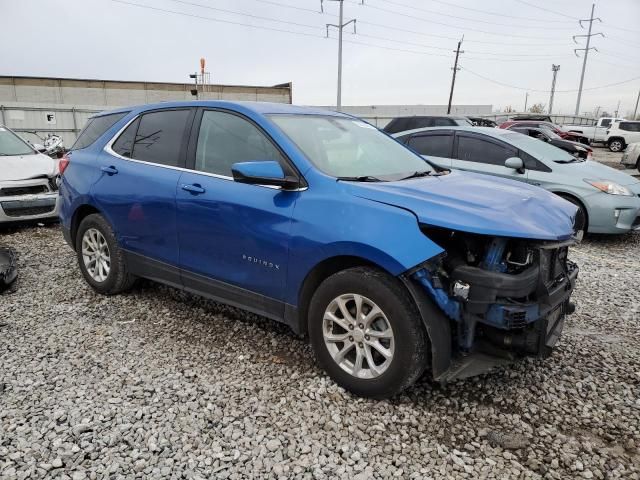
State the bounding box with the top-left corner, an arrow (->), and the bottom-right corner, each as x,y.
573,3 -> 603,115
322,0 -> 361,111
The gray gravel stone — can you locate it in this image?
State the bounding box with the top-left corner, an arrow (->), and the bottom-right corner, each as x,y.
1,219 -> 639,479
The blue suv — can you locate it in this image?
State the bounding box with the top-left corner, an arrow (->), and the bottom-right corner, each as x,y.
59,101 -> 578,398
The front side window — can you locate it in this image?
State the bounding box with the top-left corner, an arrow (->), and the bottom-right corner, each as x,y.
0,127 -> 35,156
128,110 -> 191,167
601,119 -> 612,128
408,133 -> 453,158
195,110 -> 285,177
270,114 -> 434,180
457,135 -> 516,166
73,112 -> 128,151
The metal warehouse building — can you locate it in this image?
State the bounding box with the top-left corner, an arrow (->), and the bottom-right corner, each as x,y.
0,76 -> 293,145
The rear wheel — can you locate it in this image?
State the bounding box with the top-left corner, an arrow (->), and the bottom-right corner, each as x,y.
76,214 -> 136,294
609,138 -> 625,152
308,267 -> 428,399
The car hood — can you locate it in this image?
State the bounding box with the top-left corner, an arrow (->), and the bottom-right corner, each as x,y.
554,159 -> 639,186
345,170 -> 577,240
0,153 -> 57,182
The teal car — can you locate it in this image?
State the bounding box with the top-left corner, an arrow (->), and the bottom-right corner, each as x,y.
394,126 -> 640,235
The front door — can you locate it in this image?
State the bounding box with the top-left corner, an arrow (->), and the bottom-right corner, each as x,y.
451,132 -> 528,183
176,109 -> 299,317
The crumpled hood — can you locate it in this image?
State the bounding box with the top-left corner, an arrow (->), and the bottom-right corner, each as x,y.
345,170 -> 577,240
556,159 -> 640,187
0,153 -> 57,182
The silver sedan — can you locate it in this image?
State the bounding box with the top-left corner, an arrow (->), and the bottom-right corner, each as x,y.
393,126 -> 640,235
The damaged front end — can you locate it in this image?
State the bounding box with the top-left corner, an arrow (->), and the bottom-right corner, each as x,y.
406,226 -> 578,382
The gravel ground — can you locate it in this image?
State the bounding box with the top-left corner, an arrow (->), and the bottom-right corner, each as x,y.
1,225 -> 639,480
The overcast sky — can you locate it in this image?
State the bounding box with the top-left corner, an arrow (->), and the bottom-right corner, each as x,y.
1,0 -> 639,115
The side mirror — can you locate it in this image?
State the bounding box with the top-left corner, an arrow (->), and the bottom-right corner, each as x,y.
231,161 -> 300,190
505,157 -> 525,174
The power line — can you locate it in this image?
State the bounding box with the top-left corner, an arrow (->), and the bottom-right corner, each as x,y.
373,0 -> 574,29
165,0 -> 322,31
513,0 -> 579,20
357,19 -> 569,46
349,0 -> 569,39
460,66 -> 640,93
424,0 -> 575,23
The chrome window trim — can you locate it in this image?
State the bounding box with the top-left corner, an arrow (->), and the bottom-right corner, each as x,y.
103,113 -> 307,191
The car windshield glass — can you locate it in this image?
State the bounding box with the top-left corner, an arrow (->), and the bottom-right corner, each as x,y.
539,127 -> 561,140
501,132 -> 575,163
0,127 -> 35,156
269,115 -> 434,180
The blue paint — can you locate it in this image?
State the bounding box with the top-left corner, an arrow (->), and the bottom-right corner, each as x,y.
412,269 -> 461,322
482,238 -> 508,272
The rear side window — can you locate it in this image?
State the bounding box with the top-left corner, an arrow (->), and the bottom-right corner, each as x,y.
128,109 -> 191,167
73,112 -> 128,150
195,110 -> 284,177
457,135 -> 517,166
112,118 -> 140,158
600,119 -> 612,127
620,122 -> 640,132
408,133 -> 453,158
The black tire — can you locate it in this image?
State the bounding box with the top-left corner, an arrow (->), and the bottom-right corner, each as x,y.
76,213 -> 136,295
308,267 -> 428,399
608,138 -> 625,152
558,194 -> 588,235
635,156 -> 640,174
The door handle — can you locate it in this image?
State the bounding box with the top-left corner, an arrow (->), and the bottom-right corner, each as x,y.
101,165 -> 118,175
181,183 -> 206,195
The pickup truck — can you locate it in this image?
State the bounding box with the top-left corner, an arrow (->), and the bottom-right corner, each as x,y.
561,117 -> 625,143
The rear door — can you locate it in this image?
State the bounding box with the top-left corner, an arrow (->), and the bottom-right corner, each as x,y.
621,122 -> 640,144
91,108 -> 194,283
405,131 -> 454,168
451,132 -> 527,182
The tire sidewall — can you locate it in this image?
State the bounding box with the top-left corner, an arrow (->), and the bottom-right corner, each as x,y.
76,214 -> 123,294
308,268 -> 427,398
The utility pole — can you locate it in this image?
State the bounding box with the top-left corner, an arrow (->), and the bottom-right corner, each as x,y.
573,3 -> 603,115
447,36 -> 464,114
633,89 -> 640,120
614,100 -> 621,118
322,0 -> 359,111
548,64 -> 560,114
524,92 -> 529,112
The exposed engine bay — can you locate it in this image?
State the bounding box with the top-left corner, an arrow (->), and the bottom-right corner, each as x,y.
412,226 -> 578,368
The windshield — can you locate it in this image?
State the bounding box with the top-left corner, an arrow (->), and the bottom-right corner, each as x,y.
269,115 -> 434,180
539,127 -> 561,140
0,127 -> 36,156
501,132 -> 576,163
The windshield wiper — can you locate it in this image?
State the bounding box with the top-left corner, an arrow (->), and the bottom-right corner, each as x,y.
336,175 -> 385,182
400,170 -> 433,180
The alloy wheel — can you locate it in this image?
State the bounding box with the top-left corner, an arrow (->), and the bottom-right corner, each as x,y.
81,228 -> 111,282
322,293 -> 395,379
610,140 -> 623,152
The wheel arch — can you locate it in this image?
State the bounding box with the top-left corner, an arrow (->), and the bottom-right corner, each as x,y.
70,204 -> 102,250
552,191 -> 589,232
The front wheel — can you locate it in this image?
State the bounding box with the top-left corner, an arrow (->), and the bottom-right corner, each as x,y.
609,138 -> 625,152
76,213 -> 136,294
308,267 -> 428,399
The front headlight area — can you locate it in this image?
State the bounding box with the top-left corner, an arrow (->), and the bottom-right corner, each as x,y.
411,226 -> 578,358
585,179 -> 633,196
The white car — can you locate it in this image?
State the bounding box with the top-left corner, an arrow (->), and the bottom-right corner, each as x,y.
621,142 -> 640,172
606,121 -> 640,152
562,117 -> 625,144
0,125 -> 60,224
